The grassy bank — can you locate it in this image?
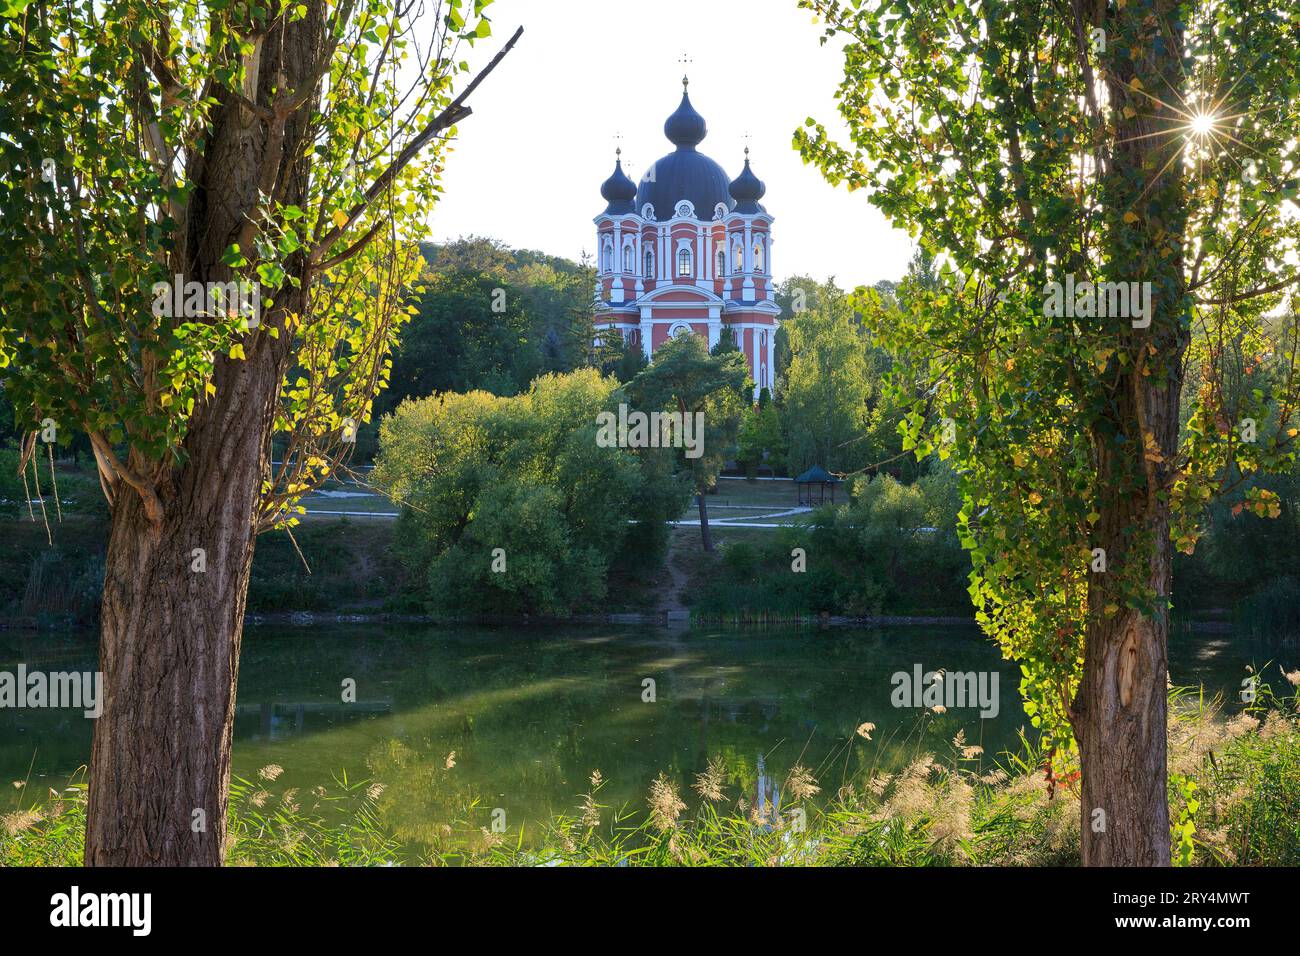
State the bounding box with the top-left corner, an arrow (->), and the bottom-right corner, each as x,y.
2,472 -> 1296,629
6,681 -> 1298,866
0,515 -> 423,626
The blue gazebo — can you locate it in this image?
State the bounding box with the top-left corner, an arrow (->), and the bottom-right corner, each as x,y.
794,466 -> 839,507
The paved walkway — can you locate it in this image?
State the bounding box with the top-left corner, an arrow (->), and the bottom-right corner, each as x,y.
669,506 -> 811,529
302,499 -> 815,529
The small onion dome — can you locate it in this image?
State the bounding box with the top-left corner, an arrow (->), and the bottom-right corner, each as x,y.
664,86 -> 707,149
600,150 -> 637,214
729,149 -> 766,214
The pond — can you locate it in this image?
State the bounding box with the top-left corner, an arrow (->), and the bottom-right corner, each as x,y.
0,623 -> 1278,854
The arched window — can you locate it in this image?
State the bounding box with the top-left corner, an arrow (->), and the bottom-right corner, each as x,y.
753,239 -> 766,272
602,241 -> 613,273
623,245 -> 634,273
677,247 -> 693,277
644,249 -> 655,277
716,249 -> 726,276
733,240 -> 744,272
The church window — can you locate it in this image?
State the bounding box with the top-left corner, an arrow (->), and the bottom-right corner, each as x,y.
677,247 -> 693,277
644,249 -> 655,277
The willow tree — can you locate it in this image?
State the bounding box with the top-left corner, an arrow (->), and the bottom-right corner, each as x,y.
798,0 -> 1299,865
0,0 -> 520,865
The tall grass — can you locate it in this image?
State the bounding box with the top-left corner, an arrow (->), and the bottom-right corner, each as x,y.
4,679 -> 1298,866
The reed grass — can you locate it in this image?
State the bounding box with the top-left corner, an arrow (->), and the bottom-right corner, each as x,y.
4,679 -> 1297,867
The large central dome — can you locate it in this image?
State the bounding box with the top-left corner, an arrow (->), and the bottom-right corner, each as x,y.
634,88 -> 735,221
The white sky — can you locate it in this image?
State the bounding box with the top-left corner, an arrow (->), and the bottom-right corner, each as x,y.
425,0 -> 914,286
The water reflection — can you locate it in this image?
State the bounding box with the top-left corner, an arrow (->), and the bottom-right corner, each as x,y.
0,623 -> 1284,851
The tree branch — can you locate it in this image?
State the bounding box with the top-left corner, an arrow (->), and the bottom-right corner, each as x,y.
309,24 -> 524,268
1196,273 -> 1300,306
87,431 -> 164,526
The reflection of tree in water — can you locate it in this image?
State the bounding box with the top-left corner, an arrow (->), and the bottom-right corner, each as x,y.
753,752 -> 781,827
365,738 -> 481,852
224,625 -> 1040,849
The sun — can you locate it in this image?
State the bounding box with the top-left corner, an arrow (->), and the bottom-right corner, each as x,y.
1188,112 -> 1218,137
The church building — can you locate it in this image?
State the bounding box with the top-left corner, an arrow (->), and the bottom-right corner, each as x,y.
594,79 -> 779,398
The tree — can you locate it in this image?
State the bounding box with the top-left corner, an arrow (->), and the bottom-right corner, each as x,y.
798,0 -> 1300,864
783,280 -> 876,475
598,333 -> 648,384
385,245 -> 535,402
0,0 -> 521,864
630,334 -> 748,552
737,400 -> 785,476
372,238 -> 596,419
372,369 -> 689,614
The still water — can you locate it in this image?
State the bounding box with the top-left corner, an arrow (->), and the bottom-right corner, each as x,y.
0,623 -> 1276,850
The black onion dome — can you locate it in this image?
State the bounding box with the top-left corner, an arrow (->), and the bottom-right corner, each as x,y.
600,153 -> 637,214
664,91 -> 707,148
729,152 -> 767,214
635,87 -> 734,221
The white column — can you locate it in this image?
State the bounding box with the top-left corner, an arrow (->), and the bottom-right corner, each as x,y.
639,308 -> 653,360
766,325 -> 775,390
612,223 -> 624,302
742,222 -> 755,302
634,230 -> 644,295
751,325 -> 761,399
722,231 -> 732,298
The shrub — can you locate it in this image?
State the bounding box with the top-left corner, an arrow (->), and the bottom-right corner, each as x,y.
373,369 -> 689,617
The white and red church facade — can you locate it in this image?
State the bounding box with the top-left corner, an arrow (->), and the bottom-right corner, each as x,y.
594,80 -> 779,398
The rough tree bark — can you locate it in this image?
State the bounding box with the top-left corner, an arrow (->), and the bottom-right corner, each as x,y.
86,349 -> 283,864
1074,378 -> 1181,866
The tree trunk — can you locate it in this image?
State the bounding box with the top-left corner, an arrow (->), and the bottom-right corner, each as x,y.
1073,365 -> 1182,867
1076,608 -> 1171,866
697,491 -> 712,552
85,349 -> 279,865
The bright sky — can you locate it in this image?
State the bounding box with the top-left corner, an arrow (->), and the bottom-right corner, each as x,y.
425,0 -> 914,287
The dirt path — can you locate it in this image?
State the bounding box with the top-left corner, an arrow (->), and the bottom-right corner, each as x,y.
658,529 -> 692,615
